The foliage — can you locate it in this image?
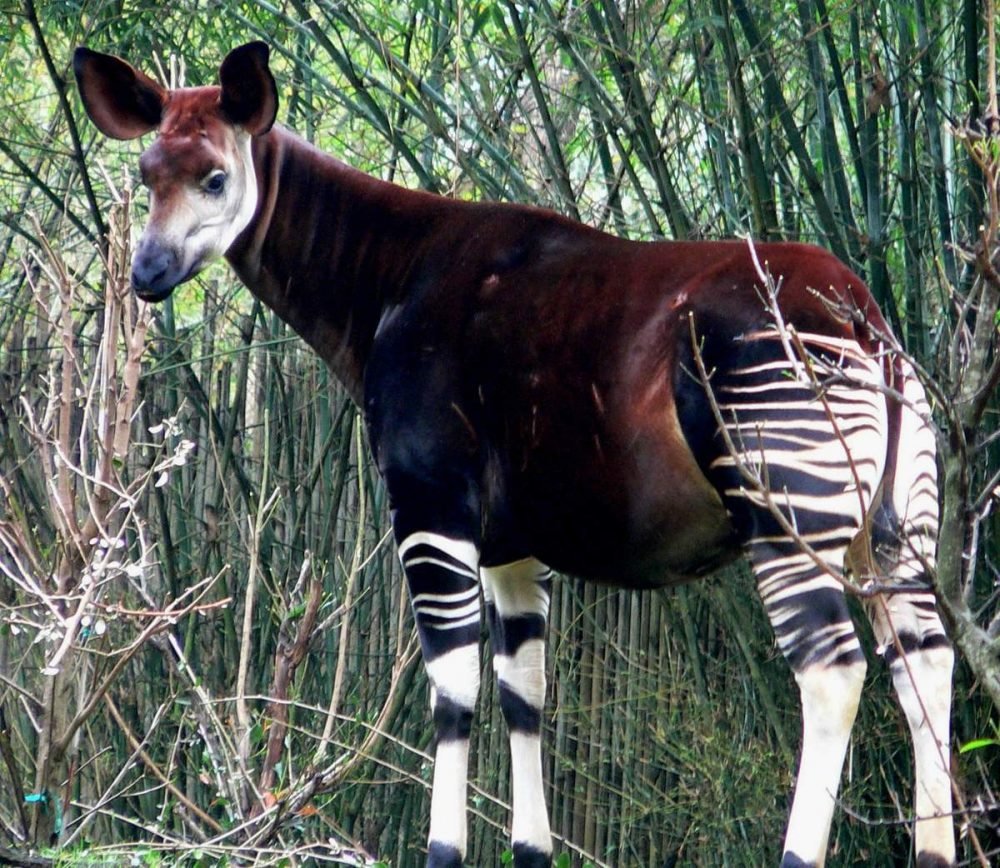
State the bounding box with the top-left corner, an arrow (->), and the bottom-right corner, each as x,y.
0,0 -> 998,864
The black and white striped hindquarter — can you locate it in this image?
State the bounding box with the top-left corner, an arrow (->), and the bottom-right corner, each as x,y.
397,531 -> 483,868
866,358 -> 954,867
482,558 -> 553,868
706,330 -> 889,866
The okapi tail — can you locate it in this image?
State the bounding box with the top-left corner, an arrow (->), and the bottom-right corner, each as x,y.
865,350 -> 939,588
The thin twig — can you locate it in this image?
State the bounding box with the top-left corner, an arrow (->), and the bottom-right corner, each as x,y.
102,694 -> 223,835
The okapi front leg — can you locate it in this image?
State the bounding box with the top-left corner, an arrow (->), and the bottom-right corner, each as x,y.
397,531 -> 482,867
482,559 -> 553,867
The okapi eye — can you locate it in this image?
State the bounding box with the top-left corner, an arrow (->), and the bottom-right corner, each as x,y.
203,170 -> 227,195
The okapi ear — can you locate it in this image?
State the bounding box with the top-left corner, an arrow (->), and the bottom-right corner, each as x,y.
73,47 -> 166,140
219,41 -> 278,135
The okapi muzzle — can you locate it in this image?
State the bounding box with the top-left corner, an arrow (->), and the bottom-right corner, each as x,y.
73,40 -> 957,868
131,235 -> 182,301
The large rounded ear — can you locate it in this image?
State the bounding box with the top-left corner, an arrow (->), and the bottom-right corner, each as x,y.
73,47 -> 166,140
219,42 -> 278,135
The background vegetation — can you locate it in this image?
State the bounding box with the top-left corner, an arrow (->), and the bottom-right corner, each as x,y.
0,0 -> 998,864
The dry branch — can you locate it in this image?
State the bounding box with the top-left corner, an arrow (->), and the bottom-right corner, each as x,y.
255,558 -> 323,811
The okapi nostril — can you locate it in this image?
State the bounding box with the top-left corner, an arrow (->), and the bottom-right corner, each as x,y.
132,265 -> 164,288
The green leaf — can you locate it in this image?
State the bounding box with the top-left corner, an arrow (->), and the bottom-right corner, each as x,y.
959,737 -> 999,754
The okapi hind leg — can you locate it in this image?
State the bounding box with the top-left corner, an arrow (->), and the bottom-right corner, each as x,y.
705,333 -> 890,866
397,531 -> 483,868
867,588 -> 954,867
748,544 -> 868,868
482,558 -> 553,868
867,365 -> 955,866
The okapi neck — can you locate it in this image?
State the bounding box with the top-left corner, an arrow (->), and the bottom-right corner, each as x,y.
226,125 -> 444,402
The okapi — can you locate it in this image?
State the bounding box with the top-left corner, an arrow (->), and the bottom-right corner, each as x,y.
74,41 -> 955,867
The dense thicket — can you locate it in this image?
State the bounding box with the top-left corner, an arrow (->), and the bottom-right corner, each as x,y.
0,1 -> 997,865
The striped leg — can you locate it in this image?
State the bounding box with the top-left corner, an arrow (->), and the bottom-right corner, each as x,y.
398,531 -> 482,868
751,546 -> 867,868
710,334 -> 888,866
868,367 -> 954,866
482,558 -> 553,867
868,589 -> 954,867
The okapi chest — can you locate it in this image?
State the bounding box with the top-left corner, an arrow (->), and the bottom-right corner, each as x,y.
75,41 -> 957,868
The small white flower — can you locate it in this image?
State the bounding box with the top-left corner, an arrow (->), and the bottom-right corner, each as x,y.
170,439 -> 196,466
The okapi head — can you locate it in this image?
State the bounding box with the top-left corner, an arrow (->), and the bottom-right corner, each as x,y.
73,42 -> 278,301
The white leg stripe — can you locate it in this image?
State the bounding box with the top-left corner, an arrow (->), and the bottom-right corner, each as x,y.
413,599 -> 482,622
493,639 -> 547,710
425,645 -> 481,709
509,731 -> 551,851
782,662 -> 866,863
404,555 -> 478,578
429,739 -> 470,853
398,531 -> 479,571
412,586 -> 481,607
416,612 -> 481,631
890,646 -> 955,861
482,558 -> 551,619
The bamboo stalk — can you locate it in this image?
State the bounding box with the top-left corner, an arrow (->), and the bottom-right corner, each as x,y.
730,0 -> 849,258
914,0 -> 959,288
505,2 -> 581,219
236,409 -> 278,811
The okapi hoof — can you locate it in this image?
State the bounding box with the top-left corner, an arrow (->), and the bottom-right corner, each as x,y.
915,856 -> 955,868
512,842 -> 552,867
779,854 -> 815,868
426,841 -> 464,868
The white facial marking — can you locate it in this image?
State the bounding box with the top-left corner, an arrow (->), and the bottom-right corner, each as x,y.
138,128 -> 258,285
